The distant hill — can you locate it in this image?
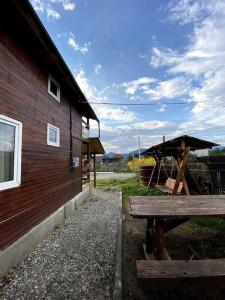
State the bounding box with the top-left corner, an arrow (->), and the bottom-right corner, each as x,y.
123,148 -> 146,160
105,148 -> 147,160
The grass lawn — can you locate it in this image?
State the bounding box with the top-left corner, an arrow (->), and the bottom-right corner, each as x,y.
96,175 -> 161,209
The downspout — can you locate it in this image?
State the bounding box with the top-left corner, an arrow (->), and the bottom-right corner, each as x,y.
70,104 -> 73,169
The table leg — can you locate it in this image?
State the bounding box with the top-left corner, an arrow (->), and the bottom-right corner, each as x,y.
154,218 -> 165,259
146,219 -> 154,254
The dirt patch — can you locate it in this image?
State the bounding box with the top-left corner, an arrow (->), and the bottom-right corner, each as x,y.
123,218 -> 225,300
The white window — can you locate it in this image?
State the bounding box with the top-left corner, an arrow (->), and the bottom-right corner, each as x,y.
0,114 -> 22,191
47,123 -> 60,147
48,74 -> 60,102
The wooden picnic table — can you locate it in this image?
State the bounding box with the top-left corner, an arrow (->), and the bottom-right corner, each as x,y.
129,195 -> 225,260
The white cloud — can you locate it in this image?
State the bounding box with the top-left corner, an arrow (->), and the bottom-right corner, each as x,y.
158,104 -> 167,112
94,64 -> 102,74
149,0 -> 225,122
151,47 -> 182,69
143,77 -> 190,100
75,69 -> 137,123
168,0 -> 205,25
60,0 -> 76,10
30,0 -> 45,12
120,120 -> 173,131
46,8 -> 60,20
68,35 -> 90,54
30,0 -> 76,20
168,0 -> 225,25
122,77 -> 156,96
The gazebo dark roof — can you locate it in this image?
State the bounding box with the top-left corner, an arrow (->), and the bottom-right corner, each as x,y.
143,135 -> 219,157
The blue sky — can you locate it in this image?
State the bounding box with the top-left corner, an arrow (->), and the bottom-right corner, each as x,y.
30,0 -> 225,153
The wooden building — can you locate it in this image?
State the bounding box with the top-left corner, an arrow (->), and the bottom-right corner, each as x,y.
0,1 -> 103,251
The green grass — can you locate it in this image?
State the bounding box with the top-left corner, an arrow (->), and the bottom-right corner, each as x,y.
190,218 -> 225,229
96,176 -> 161,208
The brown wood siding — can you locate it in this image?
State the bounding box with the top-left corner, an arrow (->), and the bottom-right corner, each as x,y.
0,32 -> 83,250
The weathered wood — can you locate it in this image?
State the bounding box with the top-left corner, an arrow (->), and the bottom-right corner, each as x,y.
136,259 -> 225,279
186,165 -> 203,194
129,195 -> 225,219
172,147 -> 190,195
176,158 -> 190,195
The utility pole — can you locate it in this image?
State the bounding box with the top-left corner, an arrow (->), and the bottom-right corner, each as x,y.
138,136 -> 141,159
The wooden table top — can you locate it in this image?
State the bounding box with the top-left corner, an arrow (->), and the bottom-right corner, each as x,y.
129,195 -> 225,219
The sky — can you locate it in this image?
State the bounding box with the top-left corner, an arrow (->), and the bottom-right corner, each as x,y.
29,0 -> 225,153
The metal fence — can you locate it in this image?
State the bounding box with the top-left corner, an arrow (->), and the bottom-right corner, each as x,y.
187,168 -> 225,195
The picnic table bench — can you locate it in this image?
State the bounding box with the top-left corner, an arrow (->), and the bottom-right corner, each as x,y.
129,195 -> 225,281
136,260 -> 225,280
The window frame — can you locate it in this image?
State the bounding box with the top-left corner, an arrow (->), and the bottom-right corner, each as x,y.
47,123 -> 60,147
0,114 -> 22,191
48,74 -> 61,102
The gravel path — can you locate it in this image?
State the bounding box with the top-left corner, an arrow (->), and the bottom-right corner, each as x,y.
91,172 -> 135,181
0,195 -> 120,300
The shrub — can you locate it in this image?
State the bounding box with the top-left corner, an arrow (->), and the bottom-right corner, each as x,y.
127,157 -> 155,173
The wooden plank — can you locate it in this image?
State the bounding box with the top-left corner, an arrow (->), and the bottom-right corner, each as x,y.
136,259 -> 225,279
129,196 -> 225,219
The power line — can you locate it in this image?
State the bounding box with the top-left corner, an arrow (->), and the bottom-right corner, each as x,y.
82,99 -> 225,106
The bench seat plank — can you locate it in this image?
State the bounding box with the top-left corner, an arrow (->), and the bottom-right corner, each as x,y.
137,260 -> 225,279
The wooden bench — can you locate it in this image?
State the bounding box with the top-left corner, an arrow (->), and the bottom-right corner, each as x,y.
156,178 -> 183,194
136,260 -> 225,280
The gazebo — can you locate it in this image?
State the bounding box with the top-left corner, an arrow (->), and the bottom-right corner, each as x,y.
143,135 -> 218,195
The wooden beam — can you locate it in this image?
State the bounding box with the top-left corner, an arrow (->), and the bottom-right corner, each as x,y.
93,154 -> 96,188
154,219 -> 165,259
172,147 -> 190,195
87,142 -> 90,183
176,158 -> 190,195
185,165 -> 203,194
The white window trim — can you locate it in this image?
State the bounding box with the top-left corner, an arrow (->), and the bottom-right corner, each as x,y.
47,123 -> 60,147
0,114 -> 22,191
48,74 -> 60,102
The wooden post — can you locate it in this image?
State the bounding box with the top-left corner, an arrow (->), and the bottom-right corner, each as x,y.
87,142 -> 90,183
93,153 -> 96,188
172,147 -> 190,195
185,165 -> 203,194
176,157 -> 190,195
154,218 -> 165,260
146,219 -> 154,253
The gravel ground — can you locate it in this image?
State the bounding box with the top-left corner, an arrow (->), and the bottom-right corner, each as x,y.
91,172 -> 135,181
0,196 -> 120,300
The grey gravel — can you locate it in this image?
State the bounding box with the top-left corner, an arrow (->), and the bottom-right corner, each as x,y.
91,172 -> 135,181
0,195 -> 120,300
